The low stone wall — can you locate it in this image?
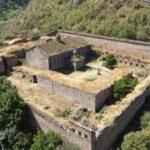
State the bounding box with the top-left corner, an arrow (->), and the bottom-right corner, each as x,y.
0,58 -> 5,74
27,104 -> 96,150
59,30 -> 150,59
95,76 -> 150,150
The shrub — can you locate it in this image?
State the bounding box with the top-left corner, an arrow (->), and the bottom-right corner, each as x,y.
113,76 -> 138,100
54,108 -> 71,118
57,143 -> 80,150
0,77 -> 25,130
30,131 -> 62,150
104,54 -> 117,69
140,111 -> 150,130
121,130 -> 150,150
0,127 -> 31,150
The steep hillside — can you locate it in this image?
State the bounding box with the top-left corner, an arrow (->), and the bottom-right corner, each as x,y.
1,0 -> 150,41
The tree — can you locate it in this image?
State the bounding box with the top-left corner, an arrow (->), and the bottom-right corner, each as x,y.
113,76 -> 138,100
0,76 -> 30,149
121,130 -> 150,150
0,127 -> 31,150
0,87 -> 25,130
30,131 -> 62,150
104,54 -> 117,69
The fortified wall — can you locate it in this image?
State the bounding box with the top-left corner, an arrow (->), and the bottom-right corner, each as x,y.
59,30 -> 150,59
95,75 -> 150,150
27,103 -> 96,150
13,66 -> 131,112
26,75 -> 150,150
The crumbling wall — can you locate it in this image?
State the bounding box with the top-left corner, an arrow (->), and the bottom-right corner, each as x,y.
59,30 -> 150,59
26,46 -> 49,70
37,76 -> 96,111
95,76 -> 150,150
49,45 -> 91,70
27,104 -> 96,150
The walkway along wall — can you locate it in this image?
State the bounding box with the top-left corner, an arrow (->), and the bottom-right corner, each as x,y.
59,30 -> 150,59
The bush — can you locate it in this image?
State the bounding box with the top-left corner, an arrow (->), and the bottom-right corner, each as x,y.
0,76 -> 25,130
57,143 -> 80,150
104,54 -> 117,69
30,131 -> 62,150
121,130 -> 150,150
113,76 -> 138,100
140,111 -> 150,130
0,127 -> 31,150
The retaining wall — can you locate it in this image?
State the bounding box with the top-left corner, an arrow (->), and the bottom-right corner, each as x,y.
95,76 -> 150,150
59,30 -> 150,59
27,104 -> 96,150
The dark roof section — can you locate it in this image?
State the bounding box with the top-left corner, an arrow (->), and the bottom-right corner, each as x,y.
38,37 -> 89,56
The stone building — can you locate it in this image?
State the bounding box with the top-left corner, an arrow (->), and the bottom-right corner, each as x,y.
26,37 -> 91,71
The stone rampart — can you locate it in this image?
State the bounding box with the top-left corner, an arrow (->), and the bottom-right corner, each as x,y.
95,75 -> 150,150
27,104 -> 96,150
59,30 -> 150,59
13,66 -> 131,112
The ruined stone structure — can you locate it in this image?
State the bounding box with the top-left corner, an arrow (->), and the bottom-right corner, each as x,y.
1,30 -> 150,150
25,75 -> 150,150
59,30 -> 150,60
26,37 -> 91,70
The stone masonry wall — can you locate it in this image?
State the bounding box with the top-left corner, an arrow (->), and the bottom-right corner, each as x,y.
27,104 -> 96,150
26,46 -> 49,70
95,76 -> 150,150
49,45 -> 91,70
59,30 -> 150,59
37,76 -> 97,111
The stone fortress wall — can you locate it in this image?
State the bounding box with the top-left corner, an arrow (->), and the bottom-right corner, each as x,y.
27,104 -> 96,150
26,75 -> 150,150
95,75 -> 150,150
59,30 -> 150,59
13,66 -> 131,112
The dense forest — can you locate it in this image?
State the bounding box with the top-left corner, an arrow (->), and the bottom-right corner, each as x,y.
0,0 -> 150,42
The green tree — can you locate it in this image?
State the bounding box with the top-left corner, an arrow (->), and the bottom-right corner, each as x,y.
113,76 -> 138,100
121,130 -> 150,150
0,76 -> 30,149
0,87 -> 25,130
30,131 -> 62,150
104,54 -> 117,69
0,127 -> 31,150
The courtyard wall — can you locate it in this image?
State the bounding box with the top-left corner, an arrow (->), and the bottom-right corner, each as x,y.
59,30 -> 150,59
27,104 -> 96,150
95,76 -> 150,150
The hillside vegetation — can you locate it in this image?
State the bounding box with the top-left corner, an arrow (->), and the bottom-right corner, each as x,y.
0,0 -> 150,41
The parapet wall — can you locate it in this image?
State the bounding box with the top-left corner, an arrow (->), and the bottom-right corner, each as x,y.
27,104 -> 96,150
59,30 -> 150,59
95,75 -> 150,150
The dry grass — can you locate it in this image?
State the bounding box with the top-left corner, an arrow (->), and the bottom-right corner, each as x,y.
13,65 -> 131,94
